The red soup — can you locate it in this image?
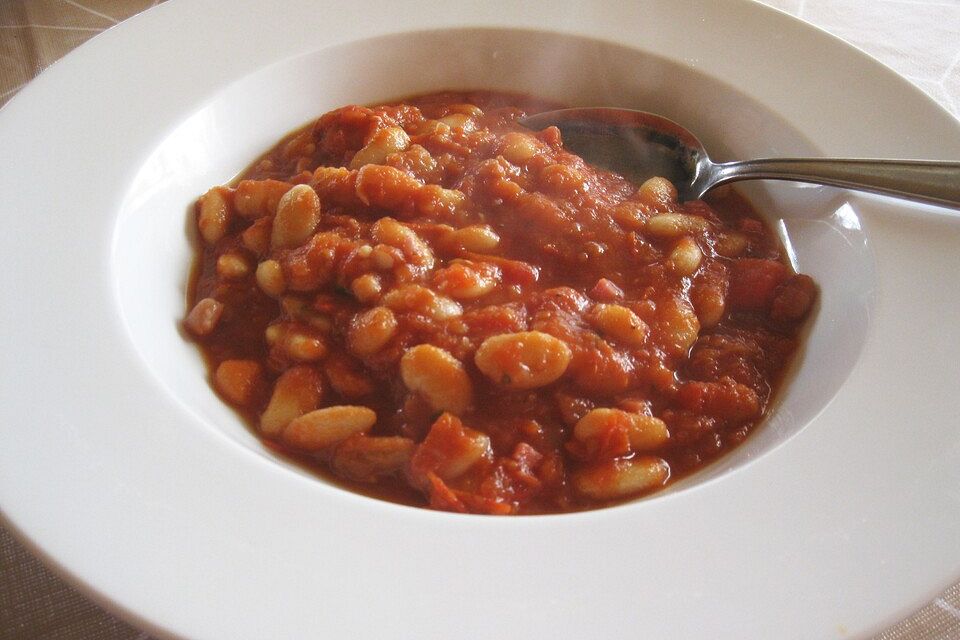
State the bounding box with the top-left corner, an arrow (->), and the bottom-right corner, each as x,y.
185,91 -> 816,515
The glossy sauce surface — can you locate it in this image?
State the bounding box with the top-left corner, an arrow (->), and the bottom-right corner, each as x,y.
185,91 -> 816,514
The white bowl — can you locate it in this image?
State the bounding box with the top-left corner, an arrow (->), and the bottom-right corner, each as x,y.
114,27 -> 874,495
3,3 -> 960,639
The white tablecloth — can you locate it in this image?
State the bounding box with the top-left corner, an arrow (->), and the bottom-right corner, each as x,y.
1,1 -> 958,638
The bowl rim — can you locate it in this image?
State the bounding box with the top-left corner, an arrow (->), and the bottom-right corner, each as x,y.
2,2 -> 960,639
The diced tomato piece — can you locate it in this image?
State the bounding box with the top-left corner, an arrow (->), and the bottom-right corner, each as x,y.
594,422 -> 632,461
409,413 -> 492,486
456,490 -> 514,515
677,377 -> 760,422
771,274 -> 817,323
505,443 -> 544,488
727,258 -> 789,312
589,278 -> 624,301
426,472 -> 467,513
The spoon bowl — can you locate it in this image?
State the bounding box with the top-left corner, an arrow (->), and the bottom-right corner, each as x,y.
520,107 -> 960,208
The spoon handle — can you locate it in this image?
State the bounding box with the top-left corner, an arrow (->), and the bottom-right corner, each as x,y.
714,158 -> 960,208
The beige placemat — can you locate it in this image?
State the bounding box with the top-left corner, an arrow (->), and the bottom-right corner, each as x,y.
1,1 -> 958,638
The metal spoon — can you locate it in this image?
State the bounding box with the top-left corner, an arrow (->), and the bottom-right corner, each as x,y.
519,108 -> 960,208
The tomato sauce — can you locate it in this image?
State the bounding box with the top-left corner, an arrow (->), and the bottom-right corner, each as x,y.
185,91 -> 816,514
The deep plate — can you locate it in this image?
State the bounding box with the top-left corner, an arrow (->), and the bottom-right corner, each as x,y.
1,1 -> 959,639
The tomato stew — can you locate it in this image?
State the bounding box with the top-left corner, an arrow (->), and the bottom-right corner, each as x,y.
185,91 -> 816,514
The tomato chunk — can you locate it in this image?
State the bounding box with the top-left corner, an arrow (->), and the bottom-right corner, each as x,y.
728,258 -> 789,312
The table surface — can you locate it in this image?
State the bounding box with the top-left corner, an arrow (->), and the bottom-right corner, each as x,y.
1,1 -> 958,638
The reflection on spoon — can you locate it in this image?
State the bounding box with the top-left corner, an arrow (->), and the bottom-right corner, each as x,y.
520,108 -> 960,209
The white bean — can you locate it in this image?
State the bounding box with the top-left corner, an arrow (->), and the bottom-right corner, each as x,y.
449,224 -> 500,253
645,213 -> 709,238
474,331 -> 572,389
214,360 -> 261,406
637,177 -> 677,209
574,408 -> 669,452
282,406 -> 377,451
500,132 -> 540,164
656,297 -> 700,356
400,344 -> 473,414
588,304 -> 648,347
348,306 -> 398,356
260,366 -> 324,437
198,187 -> 231,244
669,236 -> 703,276
573,457 -> 670,499
331,435 -> 416,481
185,298 -> 223,336
350,274 -> 383,303
433,260 -> 500,300
382,284 -> 462,320
216,253 -> 249,280
349,126 -> 411,169
371,217 -> 434,269
271,184 -> 321,249
255,259 -> 286,297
